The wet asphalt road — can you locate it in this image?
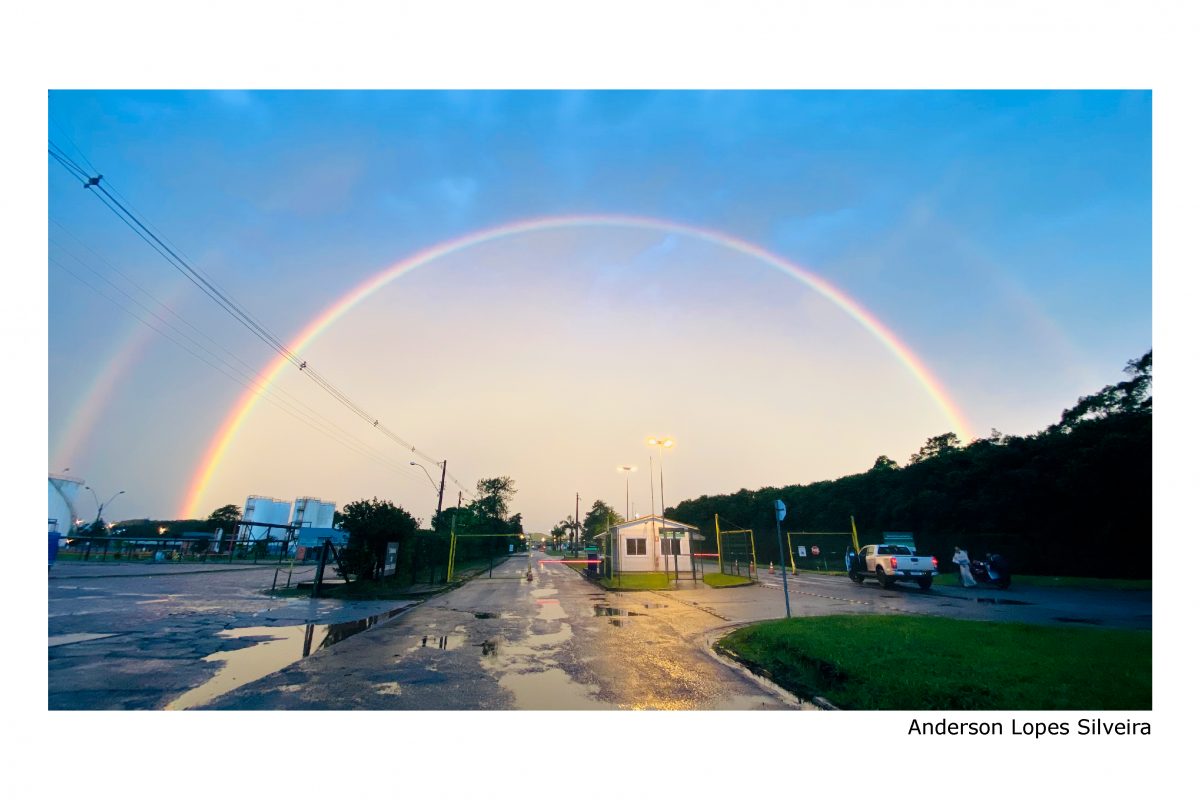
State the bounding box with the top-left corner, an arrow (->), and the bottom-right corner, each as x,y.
48,562 -> 417,710
198,554 -> 798,710
48,557 -> 1151,710
702,569 -> 1151,630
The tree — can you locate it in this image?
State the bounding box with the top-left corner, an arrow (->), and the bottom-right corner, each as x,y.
909,432 -> 963,464
871,455 -> 900,471
207,504 -> 241,534
474,476 -> 516,522
583,500 -> 623,542
558,515 -> 582,549
338,497 -> 419,580
1051,349 -> 1152,434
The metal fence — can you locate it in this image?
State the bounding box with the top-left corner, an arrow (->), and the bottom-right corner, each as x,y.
51,533 -> 297,565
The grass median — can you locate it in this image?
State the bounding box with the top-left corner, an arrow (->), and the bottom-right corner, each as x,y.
703,573 -> 754,588
599,573 -> 670,590
716,615 -> 1150,710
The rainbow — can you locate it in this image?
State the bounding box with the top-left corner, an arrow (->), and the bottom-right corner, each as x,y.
52,310 -> 160,472
179,214 -> 972,517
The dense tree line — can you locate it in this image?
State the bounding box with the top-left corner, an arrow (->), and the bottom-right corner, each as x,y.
668,352 -> 1151,579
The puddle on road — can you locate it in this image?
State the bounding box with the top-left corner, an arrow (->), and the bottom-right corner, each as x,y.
608,619 -> 626,627
537,599 -> 568,622
474,612 -> 500,619
166,606 -> 410,710
642,603 -> 667,609
409,631 -> 468,652
48,632 -> 120,647
593,605 -> 645,617
497,668 -> 611,709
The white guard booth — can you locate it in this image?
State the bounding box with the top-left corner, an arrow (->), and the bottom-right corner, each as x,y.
599,515 -> 700,574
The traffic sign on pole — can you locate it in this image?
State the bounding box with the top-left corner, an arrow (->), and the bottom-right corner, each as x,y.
774,499 -> 791,618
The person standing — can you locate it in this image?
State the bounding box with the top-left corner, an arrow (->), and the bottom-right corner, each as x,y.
952,546 -> 976,587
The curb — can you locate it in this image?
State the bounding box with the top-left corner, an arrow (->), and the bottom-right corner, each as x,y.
704,621 -> 842,711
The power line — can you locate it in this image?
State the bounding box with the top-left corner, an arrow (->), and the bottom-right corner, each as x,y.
49,143 -> 472,497
49,254 -> 434,492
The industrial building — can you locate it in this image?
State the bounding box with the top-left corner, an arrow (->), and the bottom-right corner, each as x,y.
291,496 -> 336,529
239,495 -> 292,540
48,473 -> 84,534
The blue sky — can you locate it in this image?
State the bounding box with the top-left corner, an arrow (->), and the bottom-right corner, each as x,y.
48,91 -> 1151,528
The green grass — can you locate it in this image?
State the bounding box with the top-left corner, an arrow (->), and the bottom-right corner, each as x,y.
599,573 -> 671,590
703,572 -> 754,588
932,573 -> 1151,591
716,615 -> 1150,710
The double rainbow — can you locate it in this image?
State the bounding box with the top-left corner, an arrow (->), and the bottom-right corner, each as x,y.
180,214 -> 972,517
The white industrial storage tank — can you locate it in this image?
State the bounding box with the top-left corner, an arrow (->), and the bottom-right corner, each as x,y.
291,496 -> 336,529
240,495 -> 291,540
49,474 -> 84,534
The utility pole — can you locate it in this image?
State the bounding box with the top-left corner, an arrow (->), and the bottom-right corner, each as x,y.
575,492 -> 580,554
436,460 -> 447,521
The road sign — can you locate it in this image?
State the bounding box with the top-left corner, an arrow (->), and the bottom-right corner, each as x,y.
796,546 -> 807,558
775,499 -> 786,521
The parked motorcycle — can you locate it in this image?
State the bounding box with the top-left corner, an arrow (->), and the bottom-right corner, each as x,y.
969,554 -> 1012,589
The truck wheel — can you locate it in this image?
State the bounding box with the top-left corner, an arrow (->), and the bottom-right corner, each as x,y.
917,576 -> 932,590
875,566 -> 892,588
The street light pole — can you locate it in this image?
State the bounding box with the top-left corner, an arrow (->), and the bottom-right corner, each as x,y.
617,465 -> 636,520
410,462 -> 441,527
85,487 -> 125,532
647,438 -> 675,581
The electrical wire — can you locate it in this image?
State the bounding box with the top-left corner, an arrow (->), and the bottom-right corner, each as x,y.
50,141 -> 475,500
49,254 -> 435,492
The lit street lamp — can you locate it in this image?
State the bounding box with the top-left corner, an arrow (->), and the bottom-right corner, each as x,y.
616,465 -> 637,520
84,486 -> 125,533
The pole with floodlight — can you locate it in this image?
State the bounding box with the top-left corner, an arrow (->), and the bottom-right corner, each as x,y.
646,437 -> 676,583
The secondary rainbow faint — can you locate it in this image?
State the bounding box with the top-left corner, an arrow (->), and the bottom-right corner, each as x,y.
52,320 -> 159,473
179,214 -> 973,518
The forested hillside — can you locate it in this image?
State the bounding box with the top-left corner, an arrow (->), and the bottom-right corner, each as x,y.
668,352 -> 1151,578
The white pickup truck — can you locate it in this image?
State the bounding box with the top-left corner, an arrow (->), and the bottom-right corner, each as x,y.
848,544 -> 938,590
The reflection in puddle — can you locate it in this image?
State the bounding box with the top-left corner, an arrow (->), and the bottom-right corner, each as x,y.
498,668 -> 611,710
48,632 -> 120,648
411,630 -> 467,651
593,605 -> 644,617
166,607 -> 410,710
608,619 -> 625,627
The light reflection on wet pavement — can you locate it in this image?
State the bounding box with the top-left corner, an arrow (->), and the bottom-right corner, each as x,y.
194,554 -> 799,711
